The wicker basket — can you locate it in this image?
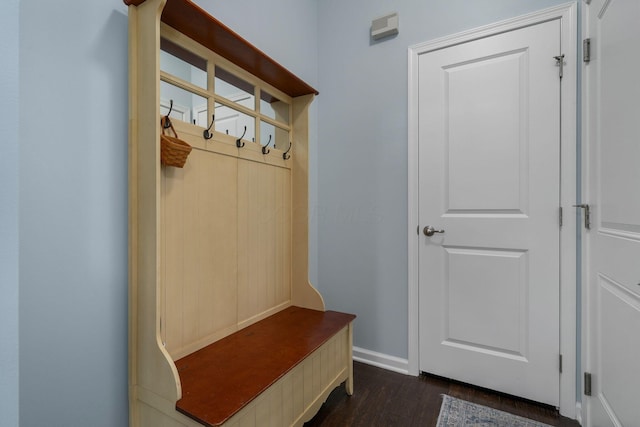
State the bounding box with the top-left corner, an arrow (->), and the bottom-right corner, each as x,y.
160,117 -> 192,168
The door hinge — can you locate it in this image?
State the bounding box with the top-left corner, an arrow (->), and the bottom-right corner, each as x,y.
554,54 -> 565,79
573,204 -> 591,229
584,372 -> 592,396
559,207 -> 563,227
583,38 -> 591,63
559,354 -> 563,373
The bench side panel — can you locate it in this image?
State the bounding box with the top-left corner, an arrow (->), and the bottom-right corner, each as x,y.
224,324 -> 353,427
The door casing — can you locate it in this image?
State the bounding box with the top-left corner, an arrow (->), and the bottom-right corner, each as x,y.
407,2 -> 578,418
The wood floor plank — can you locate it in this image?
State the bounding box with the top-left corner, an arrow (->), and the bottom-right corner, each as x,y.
305,362 -> 580,427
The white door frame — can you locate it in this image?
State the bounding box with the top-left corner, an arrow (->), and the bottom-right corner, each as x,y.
407,2 -> 578,418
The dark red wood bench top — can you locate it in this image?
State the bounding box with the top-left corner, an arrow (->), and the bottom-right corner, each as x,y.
174,306 -> 356,426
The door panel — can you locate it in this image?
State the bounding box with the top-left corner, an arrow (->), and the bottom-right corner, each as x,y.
445,247 -> 528,358
598,277 -> 640,424
418,19 -> 561,406
584,0 -> 640,425
446,50 -> 528,213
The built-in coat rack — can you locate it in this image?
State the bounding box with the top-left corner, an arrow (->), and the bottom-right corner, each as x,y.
162,101 -> 291,160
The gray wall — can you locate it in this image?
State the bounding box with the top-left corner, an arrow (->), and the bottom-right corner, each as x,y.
0,0 -> 20,425
316,0 -> 571,358
18,1 -> 130,425
6,1 -> 576,425
14,1 -> 318,425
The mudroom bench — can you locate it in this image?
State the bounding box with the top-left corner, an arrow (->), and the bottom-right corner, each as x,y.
126,0 -> 355,426
176,307 -> 355,426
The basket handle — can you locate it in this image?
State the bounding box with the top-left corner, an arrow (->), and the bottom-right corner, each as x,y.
161,116 -> 179,138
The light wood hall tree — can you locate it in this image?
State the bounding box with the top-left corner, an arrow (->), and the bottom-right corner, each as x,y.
125,0 -> 356,426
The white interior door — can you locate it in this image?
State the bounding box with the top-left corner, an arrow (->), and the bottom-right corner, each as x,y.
417,20 -> 562,406
583,0 -> 640,425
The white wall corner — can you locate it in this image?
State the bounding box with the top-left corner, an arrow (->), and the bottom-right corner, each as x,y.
353,346 -> 410,375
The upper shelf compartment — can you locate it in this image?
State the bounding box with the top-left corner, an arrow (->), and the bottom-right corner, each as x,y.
124,0 -> 318,98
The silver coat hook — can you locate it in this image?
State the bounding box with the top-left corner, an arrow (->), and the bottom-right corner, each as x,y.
203,114 -> 215,140
163,99 -> 173,129
236,126 -> 247,148
282,141 -> 292,160
261,135 -> 272,154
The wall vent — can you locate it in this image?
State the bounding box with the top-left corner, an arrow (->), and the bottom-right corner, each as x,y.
371,13 -> 399,40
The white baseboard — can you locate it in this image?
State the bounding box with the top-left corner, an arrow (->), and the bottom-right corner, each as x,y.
352,346 -> 410,375
575,402 -> 583,425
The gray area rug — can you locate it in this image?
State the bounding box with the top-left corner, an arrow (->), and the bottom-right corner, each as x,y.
436,395 -> 553,427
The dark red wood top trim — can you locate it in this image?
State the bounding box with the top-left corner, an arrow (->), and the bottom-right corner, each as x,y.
124,0 -> 318,97
174,306 -> 355,426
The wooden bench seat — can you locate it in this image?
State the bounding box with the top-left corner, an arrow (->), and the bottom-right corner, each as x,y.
174,306 -> 356,426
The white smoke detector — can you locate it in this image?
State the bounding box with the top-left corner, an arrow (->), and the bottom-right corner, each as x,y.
371,12 -> 399,40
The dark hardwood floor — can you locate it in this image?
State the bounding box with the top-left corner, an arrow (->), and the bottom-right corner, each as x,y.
305,362 -> 580,427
